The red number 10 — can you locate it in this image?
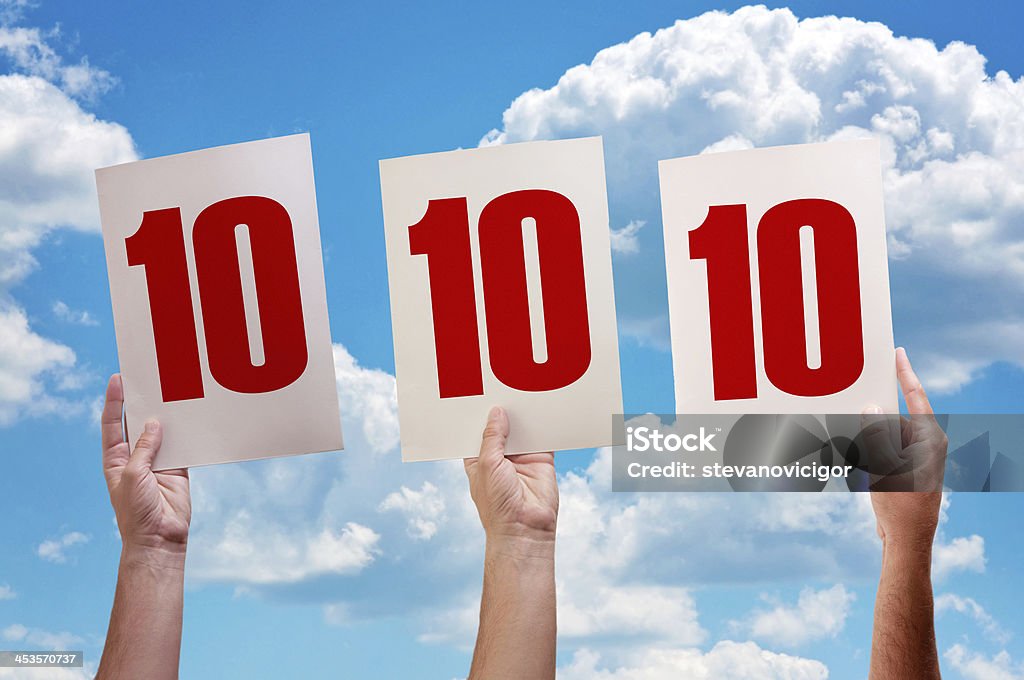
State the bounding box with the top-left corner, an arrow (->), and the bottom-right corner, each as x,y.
689,198 -> 865,400
126,196 -> 309,402
409,190 -> 592,398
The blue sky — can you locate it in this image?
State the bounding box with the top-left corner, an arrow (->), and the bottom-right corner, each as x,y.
1,1 -> 1023,678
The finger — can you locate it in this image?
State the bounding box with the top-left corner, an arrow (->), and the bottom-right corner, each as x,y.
860,404 -> 903,475
477,406 -> 509,468
101,374 -> 125,453
896,347 -> 934,415
129,420 -> 163,471
101,375 -> 131,488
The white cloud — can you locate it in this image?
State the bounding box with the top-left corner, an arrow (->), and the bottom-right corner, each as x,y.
481,4 -> 1024,393
945,644 -> 1024,680
0,583 -> 14,599
0,304 -> 75,424
618,314 -> 670,350
0,9 -> 135,426
936,593 -> 1011,645
36,531 -> 89,564
186,344 -> 444,587
1,622 -> 82,649
559,585 -> 705,646
747,584 -> 855,648
609,219 -> 645,255
333,344 -> 400,453
933,534 -> 986,581
379,482 -> 446,540
558,642 -> 829,680
51,301 -> 97,326
0,20 -> 115,100
187,511 -> 379,585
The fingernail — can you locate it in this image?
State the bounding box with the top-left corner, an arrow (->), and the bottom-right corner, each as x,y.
488,406 -> 503,420
145,420 -> 159,433
863,405 -> 883,415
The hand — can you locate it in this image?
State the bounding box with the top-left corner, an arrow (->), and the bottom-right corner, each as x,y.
464,407 -> 558,545
101,374 -> 191,557
868,348 -> 946,548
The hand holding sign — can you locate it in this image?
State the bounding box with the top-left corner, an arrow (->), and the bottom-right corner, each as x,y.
659,139 -> 897,414
96,134 -> 343,469
380,137 -> 623,461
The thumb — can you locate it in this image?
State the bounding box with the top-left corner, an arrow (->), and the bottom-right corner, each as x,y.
478,406 -> 509,467
130,420 -> 163,471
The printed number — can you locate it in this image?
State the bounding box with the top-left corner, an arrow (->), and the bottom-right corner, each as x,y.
126,196 -> 308,402
409,190 -> 592,398
689,198 -> 864,400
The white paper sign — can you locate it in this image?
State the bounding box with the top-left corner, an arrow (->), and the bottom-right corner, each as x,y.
660,138 -> 897,414
380,137 -> 623,461
96,134 -> 343,469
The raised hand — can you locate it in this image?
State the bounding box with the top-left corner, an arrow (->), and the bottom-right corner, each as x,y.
101,374 -> 191,555
464,406 -> 558,543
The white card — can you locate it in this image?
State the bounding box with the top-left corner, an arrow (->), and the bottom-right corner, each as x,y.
660,138 -> 897,414
380,137 -> 623,461
96,134 -> 343,469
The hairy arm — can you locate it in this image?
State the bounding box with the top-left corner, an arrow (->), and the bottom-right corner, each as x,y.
868,349 -> 944,680
870,528 -> 940,680
471,536 -> 556,679
465,407 -> 558,680
98,547 -> 186,679
97,376 -> 191,680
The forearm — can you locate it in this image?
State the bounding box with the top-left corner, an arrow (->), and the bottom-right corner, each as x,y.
869,538 -> 940,680
97,547 -> 186,680
469,535 -> 556,680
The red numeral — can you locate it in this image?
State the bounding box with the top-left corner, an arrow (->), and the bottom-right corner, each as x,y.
689,205 -> 757,400
126,208 -> 205,402
758,199 -> 864,396
409,198 -> 484,398
126,196 -> 308,401
690,199 -> 865,399
193,196 -> 309,394
480,190 -> 592,391
409,190 -> 592,397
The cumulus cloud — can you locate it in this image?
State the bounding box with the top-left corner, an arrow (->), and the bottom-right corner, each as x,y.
746,584 -> 855,648
379,482 -> 447,540
481,4 -> 1024,393
945,644 -> 1024,680
0,583 -> 13,599
185,344 -> 469,589
1,622 -> 82,649
51,301 -> 97,326
0,6 -> 136,426
559,585 -> 705,646
0,2 -> 116,101
188,516 -> 379,585
0,305 -> 75,424
936,593 -> 1011,645
36,531 -> 89,564
609,219 -> 645,255
933,534 -> 986,581
558,642 -> 829,680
